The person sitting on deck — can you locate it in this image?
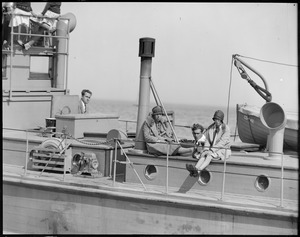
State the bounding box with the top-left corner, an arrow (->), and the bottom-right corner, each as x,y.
191,123 -> 206,159
78,89 -> 92,114
142,105 -> 194,156
17,2 -> 61,50
186,110 -> 231,177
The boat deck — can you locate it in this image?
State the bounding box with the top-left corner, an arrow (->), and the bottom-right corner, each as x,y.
3,164 -> 298,218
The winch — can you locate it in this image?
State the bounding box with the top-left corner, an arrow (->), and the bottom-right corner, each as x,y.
71,152 -> 102,177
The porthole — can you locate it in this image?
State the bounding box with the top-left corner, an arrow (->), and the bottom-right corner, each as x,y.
144,165 -> 158,181
255,175 -> 270,192
197,169 -> 212,186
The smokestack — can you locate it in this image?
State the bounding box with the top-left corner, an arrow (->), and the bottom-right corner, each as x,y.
55,13 -> 77,89
260,102 -> 287,159
134,37 -> 155,151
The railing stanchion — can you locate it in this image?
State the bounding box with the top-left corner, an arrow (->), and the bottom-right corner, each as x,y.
109,149 -> 113,177
220,148 -> 227,200
166,143 -> 170,194
280,152 -> 284,207
24,129 -> 29,176
113,138 -> 118,186
117,140 -> 147,190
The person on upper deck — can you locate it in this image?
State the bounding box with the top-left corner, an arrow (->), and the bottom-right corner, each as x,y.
17,2 -> 61,50
2,2 -> 14,49
79,89 -> 92,114
142,105 -> 194,156
7,2 -> 37,45
186,110 -> 231,177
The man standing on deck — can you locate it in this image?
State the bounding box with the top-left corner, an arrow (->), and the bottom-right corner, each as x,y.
78,89 -> 92,114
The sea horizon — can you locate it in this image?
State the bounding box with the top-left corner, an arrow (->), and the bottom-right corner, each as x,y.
89,98 -> 238,140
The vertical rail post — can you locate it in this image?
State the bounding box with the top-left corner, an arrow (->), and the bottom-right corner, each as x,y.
280,152 -> 284,207
8,13 -> 14,101
24,129 -> 29,176
109,149 -> 113,178
165,143 -> 170,194
63,143 -> 66,182
220,148 -> 227,200
65,18 -> 70,91
113,138 -> 118,186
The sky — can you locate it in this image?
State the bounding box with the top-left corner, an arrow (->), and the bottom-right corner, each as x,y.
31,2 -> 298,112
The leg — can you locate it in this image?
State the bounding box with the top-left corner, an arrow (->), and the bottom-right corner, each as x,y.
195,156 -> 205,170
198,155 -> 213,171
177,147 -> 194,156
23,26 -> 44,50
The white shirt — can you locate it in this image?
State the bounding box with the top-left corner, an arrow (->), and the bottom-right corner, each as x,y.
195,134 -> 206,145
81,100 -> 86,113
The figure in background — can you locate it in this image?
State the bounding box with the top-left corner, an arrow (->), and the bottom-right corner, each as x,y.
191,123 -> 206,159
79,89 -> 92,114
8,2 -> 37,44
18,2 -> 61,50
186,110 -> 231,177
2,2 -> 14,49
143,105 -> 194,156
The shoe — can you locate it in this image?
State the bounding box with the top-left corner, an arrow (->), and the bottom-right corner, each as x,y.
49,27 -> 56,33
24,43 -> 31,50
186,164 -> 198,177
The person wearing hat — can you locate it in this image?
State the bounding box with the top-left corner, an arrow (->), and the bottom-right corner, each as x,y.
143,105 -> 194,156
186,110 -> 231,177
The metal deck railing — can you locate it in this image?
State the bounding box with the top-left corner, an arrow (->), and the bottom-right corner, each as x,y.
3,127 -> 291,208
2,12 -> 72,101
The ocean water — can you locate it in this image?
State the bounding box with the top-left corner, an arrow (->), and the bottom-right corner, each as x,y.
89,99 -> 238,140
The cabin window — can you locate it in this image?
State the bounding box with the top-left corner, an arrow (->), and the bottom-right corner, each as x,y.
197,169 -> 212,186
29,56 -> 52,80
255,175 -> 270,192
144,165 -> 158,180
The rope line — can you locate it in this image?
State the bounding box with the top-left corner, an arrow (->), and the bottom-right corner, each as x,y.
238,54 -> 297,67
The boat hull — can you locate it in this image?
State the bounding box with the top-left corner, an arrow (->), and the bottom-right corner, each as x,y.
236,104 -> 298,151
3,175 -> 297,235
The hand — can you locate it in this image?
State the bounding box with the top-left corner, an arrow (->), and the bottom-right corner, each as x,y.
164,137 -> 174,143
179,138 -> 187,143
31,12 -> 38,18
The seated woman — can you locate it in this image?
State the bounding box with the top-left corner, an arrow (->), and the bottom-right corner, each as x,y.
143,105 -> 194,156
186,110 -> 231,177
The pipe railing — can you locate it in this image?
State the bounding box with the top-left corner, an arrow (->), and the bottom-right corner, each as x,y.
2,13 -> 71,101
3,127 -> 288,207
112,137 -> 288,207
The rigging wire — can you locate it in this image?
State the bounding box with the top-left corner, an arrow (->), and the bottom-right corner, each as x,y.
226,57 -> 234,125
226,57 -> 240,142
149,77 -> 179,143
238,54 -> 298,67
